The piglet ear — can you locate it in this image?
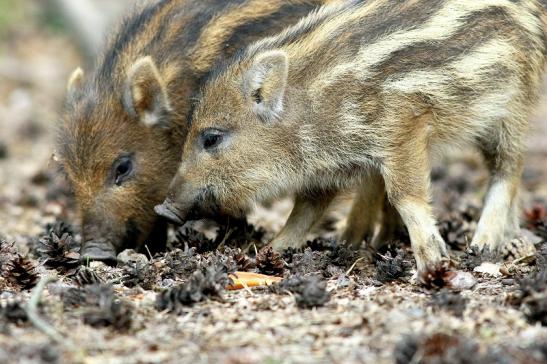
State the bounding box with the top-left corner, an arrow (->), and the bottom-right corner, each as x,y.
244,50 -> 288,122
123,56 -> 172,128
66,67 -> 85,96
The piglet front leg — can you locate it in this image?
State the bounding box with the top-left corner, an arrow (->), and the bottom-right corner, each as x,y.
380,123 -> 448,273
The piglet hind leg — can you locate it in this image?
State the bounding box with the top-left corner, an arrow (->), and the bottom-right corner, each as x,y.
372,197 -> 405,251
269,191 -> 336,251
470,178 -> 519,252
471,152 -> 524,253
341,172 -> 385,249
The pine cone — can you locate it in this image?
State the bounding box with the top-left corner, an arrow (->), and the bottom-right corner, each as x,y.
0,300 -> 28,324
7,255 -> 38,290
394,333 -> 485,364
256,246 -> 284,277
276,274 -> 330,308
537,221 -> 547,241
174,227 -> 218,253
222,219 -> 265,247
156,260 -> 229,312
524,205 -> 547,241
63,284 -> 132,331
45,220 -> 74,238
73,266 -> 103,286
81,284 -> 132,331
307,237 -> 337,251
430,290 -> 468,317
418,260 -> 455,290
37,232 -> 80,269
234,250 -> 256,271
0,240 -> 18,271
437,205 -> 478,251
62,287 -> 87,307
393,335 -> 420,364
164,248 -> 199,279
375,250 -> 412,283
122,264 -> 157,290
459,245 -> 500,270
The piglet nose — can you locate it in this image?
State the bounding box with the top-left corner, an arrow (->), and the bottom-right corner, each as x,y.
154,202 -> 185,225
80,239 -> 117,266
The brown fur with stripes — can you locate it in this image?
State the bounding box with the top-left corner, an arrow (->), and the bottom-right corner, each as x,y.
161,0 -> 547,272
56,0 -> 328,262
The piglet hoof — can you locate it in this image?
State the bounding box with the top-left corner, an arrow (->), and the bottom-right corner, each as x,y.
467,241 -> 485,253
467,241 -> 500,262
345,239 -> 366,251
269,237 -> 304,252
268,241 -> 289,253
414,237 -> 448,274
469,232 -> 504,255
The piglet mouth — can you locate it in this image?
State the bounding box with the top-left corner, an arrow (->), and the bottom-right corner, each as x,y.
154,202 -> 185,225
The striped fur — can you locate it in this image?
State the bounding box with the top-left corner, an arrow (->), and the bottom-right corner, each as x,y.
56,0 -> 327,259
164,0 -> 547,272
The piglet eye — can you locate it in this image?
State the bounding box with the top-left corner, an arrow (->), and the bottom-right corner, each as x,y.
114,157 -> 133,186
200,129 -> 225,151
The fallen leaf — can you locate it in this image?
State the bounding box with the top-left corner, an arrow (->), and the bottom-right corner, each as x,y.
227,271 -> 282,290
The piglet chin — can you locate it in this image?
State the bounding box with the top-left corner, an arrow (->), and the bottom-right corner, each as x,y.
154,202 -> 185,225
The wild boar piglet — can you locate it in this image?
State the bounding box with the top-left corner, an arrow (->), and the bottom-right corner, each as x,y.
56,0 -> 327,263
157,0 -> 546,272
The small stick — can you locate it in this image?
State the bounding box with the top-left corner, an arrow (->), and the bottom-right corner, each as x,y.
25,274 -> 67,346
240,280 -> 255,296
375,252 -> 390,261
346,257 -> 364,276
511,254 -> 535,265
217,225 -> 234,250
145,244 -> 154,261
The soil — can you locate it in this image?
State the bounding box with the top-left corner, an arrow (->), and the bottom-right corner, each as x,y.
1,2 -> 546,364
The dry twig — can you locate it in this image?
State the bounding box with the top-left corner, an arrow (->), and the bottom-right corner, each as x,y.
25,274 -> 72,347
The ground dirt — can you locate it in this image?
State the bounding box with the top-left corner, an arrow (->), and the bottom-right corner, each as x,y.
0,2 -> 546,364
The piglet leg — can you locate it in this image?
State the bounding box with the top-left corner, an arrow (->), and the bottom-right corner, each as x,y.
269,190 -> 336,251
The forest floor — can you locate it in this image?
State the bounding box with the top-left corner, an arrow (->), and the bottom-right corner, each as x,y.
1,2 -> 546,364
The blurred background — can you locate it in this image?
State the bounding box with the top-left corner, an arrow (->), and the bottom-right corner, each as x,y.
0,0 -> 546,244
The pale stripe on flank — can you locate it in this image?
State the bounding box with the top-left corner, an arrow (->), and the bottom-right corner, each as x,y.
313,0 -> 524,89
451,38 -> 517,76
